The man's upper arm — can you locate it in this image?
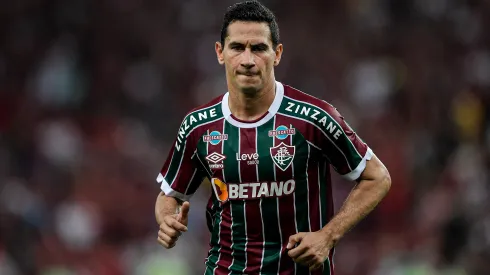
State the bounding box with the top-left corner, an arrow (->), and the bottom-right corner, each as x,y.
356,154 -> 390,183
156,117 -> 206,201
314,102 -> 373,181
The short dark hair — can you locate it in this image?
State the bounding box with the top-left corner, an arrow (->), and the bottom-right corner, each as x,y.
220,1 -> 280,48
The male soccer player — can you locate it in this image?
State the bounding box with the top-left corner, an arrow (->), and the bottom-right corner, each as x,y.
154,1 -> 391,274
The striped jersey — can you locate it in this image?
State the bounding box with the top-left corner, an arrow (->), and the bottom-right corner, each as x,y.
157,82 -> 373,275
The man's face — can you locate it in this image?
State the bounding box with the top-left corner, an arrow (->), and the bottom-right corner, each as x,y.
216,21 -> 282,94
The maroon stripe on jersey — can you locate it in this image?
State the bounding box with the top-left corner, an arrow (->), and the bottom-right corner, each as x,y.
215,203 -> 233,273
208,120 -> 233,273
274,115 -> 297,274
244,201 -> 262,273
312,129 -> 351,175
241,127 -> 264,274
308,161 -> 321,233
238,128 -> 259,182
169,148 -> 193,190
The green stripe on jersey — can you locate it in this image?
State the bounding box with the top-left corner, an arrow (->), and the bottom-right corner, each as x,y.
256,119 -> 281,274
205,204 -> 221,274
166,103 -> 223,184
278,97 -> 362,170
205,141 -> 221,272
292,132 -> 311,274
222,122 -> 247,273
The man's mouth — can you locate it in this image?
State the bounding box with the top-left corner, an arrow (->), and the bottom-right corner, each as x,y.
238,72 -> 258,76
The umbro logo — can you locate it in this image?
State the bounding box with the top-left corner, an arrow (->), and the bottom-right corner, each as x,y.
206,152 -> 226,163
206,152 -> 226,169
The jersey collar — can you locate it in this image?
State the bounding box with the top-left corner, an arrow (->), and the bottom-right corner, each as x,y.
221,81 -> 284,128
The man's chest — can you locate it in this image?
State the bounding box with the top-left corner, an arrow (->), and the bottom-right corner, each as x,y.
195,124 -> 320,184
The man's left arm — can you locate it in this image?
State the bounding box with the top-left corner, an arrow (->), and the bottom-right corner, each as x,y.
287,154 -> 391,270
324,153 -> 391,242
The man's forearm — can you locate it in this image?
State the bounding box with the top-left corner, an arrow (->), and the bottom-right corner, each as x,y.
155,192 -> 182,224
320,172 -> 391,245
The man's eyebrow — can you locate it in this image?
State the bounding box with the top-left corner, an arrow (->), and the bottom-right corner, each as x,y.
251,43 -> 269,49
227,42 -> 269,48
228,42 -> 244,47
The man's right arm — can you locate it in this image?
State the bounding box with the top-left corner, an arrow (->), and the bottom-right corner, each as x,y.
155,191 -> 190,249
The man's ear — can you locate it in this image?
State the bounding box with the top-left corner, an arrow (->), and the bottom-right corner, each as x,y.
216,42 -> 225,65
274,43 -> 283,66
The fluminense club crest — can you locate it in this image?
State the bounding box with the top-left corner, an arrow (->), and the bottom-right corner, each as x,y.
270,142 -> 295,171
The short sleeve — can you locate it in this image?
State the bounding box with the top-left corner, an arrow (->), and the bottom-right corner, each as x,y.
315,102 -> 373,181
156,120 -> 206,201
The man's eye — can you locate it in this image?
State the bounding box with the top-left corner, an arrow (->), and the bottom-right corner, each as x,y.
252,46 -> 267,52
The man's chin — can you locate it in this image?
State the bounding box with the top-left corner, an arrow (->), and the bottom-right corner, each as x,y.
237,82 -> 262,94
234,78 -> 258,90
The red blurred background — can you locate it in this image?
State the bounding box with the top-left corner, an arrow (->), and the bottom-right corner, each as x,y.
1,1 -> 489,274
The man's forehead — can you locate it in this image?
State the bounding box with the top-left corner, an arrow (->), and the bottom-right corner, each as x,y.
226,21 -> 272,45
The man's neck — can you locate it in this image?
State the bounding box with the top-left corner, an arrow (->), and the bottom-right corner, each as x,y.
228,80 -> 276,122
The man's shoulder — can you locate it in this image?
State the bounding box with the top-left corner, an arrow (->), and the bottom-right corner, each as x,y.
176,94 -> 225,139
281,83 -> 336,114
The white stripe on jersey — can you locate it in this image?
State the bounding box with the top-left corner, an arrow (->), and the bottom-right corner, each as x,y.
213,121 -> 227,275
306,144 -> 312,232
290,125 -> 298,275
184,168 -> 198,195
273,116 -> 282,275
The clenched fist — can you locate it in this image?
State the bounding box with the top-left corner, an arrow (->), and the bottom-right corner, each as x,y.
287,231 -> 333,271
157,201 -> 190,249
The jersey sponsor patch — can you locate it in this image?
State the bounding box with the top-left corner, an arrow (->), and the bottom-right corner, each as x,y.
206,152 -> 226,170
211,178 -> 228,202
211,177 -> 296,202
203,131 -> 228,145
270,143 -> 295,171
235,152 -> 259,165
283,101 -> 343,140
268,125 -> 295,140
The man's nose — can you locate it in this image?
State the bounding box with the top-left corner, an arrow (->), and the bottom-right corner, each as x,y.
240,49 -> 255,68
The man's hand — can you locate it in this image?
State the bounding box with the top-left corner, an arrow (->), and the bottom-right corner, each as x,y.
157,201 -> 190,249
286,231 -> 333,271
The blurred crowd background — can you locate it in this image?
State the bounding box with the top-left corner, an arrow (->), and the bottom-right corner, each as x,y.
1,0 -> 490,274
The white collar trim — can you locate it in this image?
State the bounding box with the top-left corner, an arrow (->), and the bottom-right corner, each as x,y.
221,81 -> 284,128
